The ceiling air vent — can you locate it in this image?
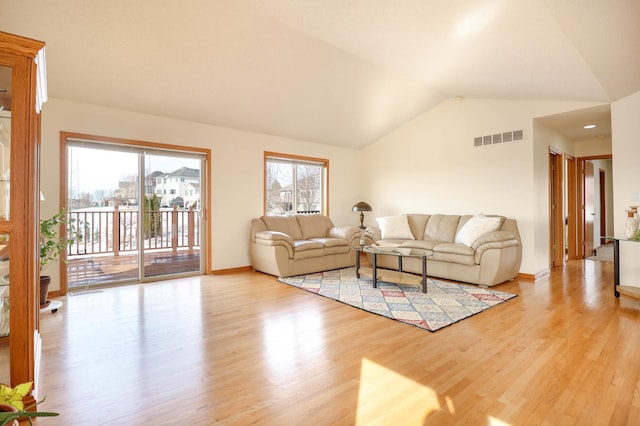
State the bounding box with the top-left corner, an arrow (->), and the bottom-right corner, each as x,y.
473,129 -> 525,147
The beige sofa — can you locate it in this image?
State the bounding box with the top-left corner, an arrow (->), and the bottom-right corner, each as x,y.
250,214 -> 361,277
367,213 -> 522,286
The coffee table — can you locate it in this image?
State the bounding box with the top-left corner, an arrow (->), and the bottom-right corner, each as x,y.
355,245 -> 430,293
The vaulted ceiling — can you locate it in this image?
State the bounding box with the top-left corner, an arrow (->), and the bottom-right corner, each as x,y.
1,0 -> 638,148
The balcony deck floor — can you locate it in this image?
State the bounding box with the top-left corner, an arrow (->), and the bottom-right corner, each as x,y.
67,249 -> 201,287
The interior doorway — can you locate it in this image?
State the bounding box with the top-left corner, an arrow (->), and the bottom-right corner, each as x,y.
549,148 -> 564,267
61,133 -> 210,293
577,156 -> 613,259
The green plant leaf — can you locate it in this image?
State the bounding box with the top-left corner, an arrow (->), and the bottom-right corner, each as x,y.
0,411 -> 59,426
0,382 -> 32,411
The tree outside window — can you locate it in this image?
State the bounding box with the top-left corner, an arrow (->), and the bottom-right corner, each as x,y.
265,153 -> 327,215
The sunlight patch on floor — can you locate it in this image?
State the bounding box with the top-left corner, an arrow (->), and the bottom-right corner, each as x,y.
356,358 -> 447,425
488,416 -> 512,426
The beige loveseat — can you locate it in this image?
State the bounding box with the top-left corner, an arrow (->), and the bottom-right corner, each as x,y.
367,214 -> 522,287
250,214 -> 361,277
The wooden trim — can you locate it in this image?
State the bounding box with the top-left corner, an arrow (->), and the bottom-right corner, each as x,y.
61,131 -> 211,156
60,131 -> 212,291
599,169 -> 606,245
578,154 -> 612,161
59,133 -> 68,295
577,155 -> 612,259
0,31 -> 44,58
211,266 -> 253,275
566,155 -> 578,260
47,290 -> 62,298
517,272 -> 537,281
263,151 -> 330,216
549,147 -> 564,267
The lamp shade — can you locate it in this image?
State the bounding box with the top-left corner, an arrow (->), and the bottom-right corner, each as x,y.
352,201 -> 372,212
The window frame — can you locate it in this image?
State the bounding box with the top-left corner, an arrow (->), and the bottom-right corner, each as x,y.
264,151 -> 329,216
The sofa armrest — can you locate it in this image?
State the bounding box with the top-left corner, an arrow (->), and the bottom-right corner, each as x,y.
471,230 -> 518,250
254,231 -> 295,258
472,231 -> 520,264
328,226 -> 360,241
366,227 -> 381,241
255,230 -> 294,245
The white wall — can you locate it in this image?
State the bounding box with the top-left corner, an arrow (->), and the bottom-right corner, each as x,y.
362,98 -> 603,276
612,91 -> 640,285
41,94 -> 635,286
41,98 -> 363,291
574,137 -> 613,158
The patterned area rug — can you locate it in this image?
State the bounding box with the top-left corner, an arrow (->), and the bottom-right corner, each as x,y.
278,268 -> 517,332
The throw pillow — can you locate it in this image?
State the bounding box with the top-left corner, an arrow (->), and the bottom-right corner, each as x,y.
376,215 -> 415,240
455,215 -> 502,247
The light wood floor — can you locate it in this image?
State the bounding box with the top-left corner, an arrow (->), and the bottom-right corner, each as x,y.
36,258 -> 640,425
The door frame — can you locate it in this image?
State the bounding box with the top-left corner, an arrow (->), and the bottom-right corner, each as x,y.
566,154 -> 578,260
599,168 -> 606,245
549,147 -> 564,267
576,155 -> 612,259
59,131 -> 212,294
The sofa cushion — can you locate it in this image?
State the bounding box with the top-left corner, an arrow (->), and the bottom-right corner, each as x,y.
311,237 -> 348,247
377,215 -> 415,239
297,214 -> 334,239
455,215 -> 502,247
423,215 -> 460,242
407,214 -> 430,240
401,239 -> 438,251
433,243 -> 475,265
294,240 -> 324,251
262,215 -> 303,240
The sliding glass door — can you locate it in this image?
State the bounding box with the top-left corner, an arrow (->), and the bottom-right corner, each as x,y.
142,153 -> 202,279
65,138 -> 206,289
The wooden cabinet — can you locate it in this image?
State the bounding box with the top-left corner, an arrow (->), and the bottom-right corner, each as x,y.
0,31 -> 46,407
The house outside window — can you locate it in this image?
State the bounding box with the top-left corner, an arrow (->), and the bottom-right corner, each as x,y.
265,152 -> 328,215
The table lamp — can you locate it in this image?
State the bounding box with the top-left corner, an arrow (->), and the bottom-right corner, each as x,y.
352,201 -> 372,229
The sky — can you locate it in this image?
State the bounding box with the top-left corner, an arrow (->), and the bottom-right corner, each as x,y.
68,146 -> 200,199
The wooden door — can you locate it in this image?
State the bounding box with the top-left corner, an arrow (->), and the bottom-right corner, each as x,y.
599,169 -> 606,245
566,155 -> 578,260
584,161 -> 595,257
549,149 -> 564,267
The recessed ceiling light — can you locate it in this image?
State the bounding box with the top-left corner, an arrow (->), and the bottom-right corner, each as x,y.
584,124 -> 596,129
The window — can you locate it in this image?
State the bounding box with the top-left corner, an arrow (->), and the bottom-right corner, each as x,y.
265,152 -> 328,215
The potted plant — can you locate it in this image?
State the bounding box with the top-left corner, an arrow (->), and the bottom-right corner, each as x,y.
0,382 -> 58,425
39,208 -> 83,306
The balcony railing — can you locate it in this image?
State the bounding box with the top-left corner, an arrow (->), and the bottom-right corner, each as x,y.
68,205 -> 200,256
